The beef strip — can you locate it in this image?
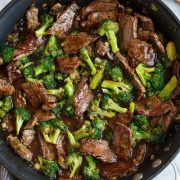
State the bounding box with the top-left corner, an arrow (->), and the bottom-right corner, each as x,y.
113,123 -> 132,159
73,77 -> 94,116
56,56 -> 80,73
56,135 -> 67,169
128,38 -> 156,67
21,82 -> 47,108
7,135 -> 33,161
64,32 -> 98,54
0,79 -> 15,96
119,14 -> 138,51
96,40 -> 110,57
13,34 -> 44,60
42,95 -> 57,110
135,96 -> 171,117
79,139 -> 117,163
35,109 -> 56,122
21,129 -> 36,146
48,2 -> 80,38
38,133 -> 56,160
23,115 -> 38,130
12,89 -> 26,108
3,113 -> 15,133
50,3 -> 64,16
138,31 -> 165,53
26,6 -> 40,31
115,52 -> 146,100
135,13 -> 154,31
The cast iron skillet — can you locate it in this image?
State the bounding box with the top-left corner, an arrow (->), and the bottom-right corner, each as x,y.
0,0 -> 179,179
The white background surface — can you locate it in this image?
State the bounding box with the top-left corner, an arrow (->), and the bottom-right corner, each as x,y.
0,0 -> 180,179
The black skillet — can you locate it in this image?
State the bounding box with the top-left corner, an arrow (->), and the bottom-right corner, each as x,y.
0,0 -> 179,179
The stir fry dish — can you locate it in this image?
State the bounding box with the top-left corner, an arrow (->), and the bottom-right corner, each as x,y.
0,0 -> 179,179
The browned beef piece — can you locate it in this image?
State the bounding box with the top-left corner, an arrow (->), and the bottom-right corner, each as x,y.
138,31 -> 165,53
12,89 -> 26,108
7,135 -> 33,161
79,139 -> 117,163
50,3 -> 64,16
7,60 -> 22,83
73,77 -> 94,116
64,32 -> 98,54
21,82 -> 47,108
173,61 -> 180,86
3,114 -> 15,133
42,95 -> 57,111
135,13 -> 154,31
135,96 -> 171,117
150,100 -> 177,132
26,6 -> 40,31
96,40 -> 110,57
13,34 -> 44,60
21,129 -> 36,146
115,52 -> 146,100
38,133 -> 56,160
23,115 -> 38,130
48,2 -> 80,39
119,14 -> 138,51
56,135 -> 67,169
128,38 -> 156,67
113,123 -> 132,159
0,79 -> 15,96
35,109 -> 56,122
56,56 -> 80,73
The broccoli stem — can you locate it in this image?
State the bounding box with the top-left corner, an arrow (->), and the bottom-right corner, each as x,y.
166,41 -> 177,61
85,155 -> 95,169
64,77 -> 74,102
16,119 -> 24,135
129,102 -> 135,113
67,130 -> 77,147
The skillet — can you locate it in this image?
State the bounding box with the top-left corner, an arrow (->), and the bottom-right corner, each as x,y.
0,0 -> 179,179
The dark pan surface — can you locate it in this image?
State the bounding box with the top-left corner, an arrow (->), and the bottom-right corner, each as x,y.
0,0 -> 179,179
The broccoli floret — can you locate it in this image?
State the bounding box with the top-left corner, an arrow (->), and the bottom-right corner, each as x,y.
51,101 -> 65,118
107,65 -> 123,82
0,45 -> 14,64
47,87 -> 65,99
135,64 -> 155,87
44,35 -> 63,58
89,59 -> 108,90
34,56 -> 55,77
20,63 -> 34,79
98,19 -> 119,53
149,125 -> 164,144
66,151 -> 82,178
101,95 -> 127,113
166,41 -> 177,62
83,155 -> 100,180
35,14 -> 54,37
80,48 -> 97,75
116,91 -> 133,104
38,156 -> 59,179
70,30 -> 79,35
158,75 -> 177,101
43,74 -> 57,89
55,73 -> 64,82
14,107 -> 31,135
0,96 -> 13,118
65,104 -> 74,118
133,115 -> 149,130
19,56 -> 30,65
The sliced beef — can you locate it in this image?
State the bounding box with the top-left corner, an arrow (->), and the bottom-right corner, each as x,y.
56,56 -> 80,73
135,96 -> 171,117
13,34 -> 44,60
50,3 -> 64,16
173,60 -> 180,86
21,82 -> 47,108
115,52 -> 146,100
23,115 -> 38,130
3,114 -> 15,133
128,38 -> 156,67
79,139 -> 117,163
119,14 -> 138,51
26,6 -> 40,31
21,129 -> 36,146
48,2 -> 80,38
38,133 -> 56,160
56,135 -> 67,169
7,135 -> 33,161
138,31 -> 165,53
135,13 -> 154,31
42,95 -> 57,111
73,77 -> 94,116
35,109 -> 56,122
64,32 -> 98,54
0,79 -> 15,96
12,89 -> 26,108
113,123 -> 132,159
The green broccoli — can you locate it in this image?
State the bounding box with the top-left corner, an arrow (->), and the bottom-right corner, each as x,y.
43,74 -> 57,89
64,104 -> 74,118
35,14 -> 54,37
80,48 -> 97,75
44,35 -> 63,58
0,96 -> 13,118
47,87 -> 65,99
98,19 -> 119,53
116,91 -> 134,104
107,65 -> 123,82
14,107 -> 31,135
51,101 -> 65,118
67,130 -> 77,147
66,151 -> 82,178
158,75 -> 178,101
64,77 -> 74,102
38,156 -> 59,179
34,56 -> 55,77
135,63 -> 155,87
0,45 -> 14,64
89,59 -> 108,90
20,63 -> 34,79
55,73 -> 64,82
19,56 -> 30,65
129,102 -> 135,113
83,155 -> 100,180
166,41 -> 177,62
149,125 -> 164,143
133,115 -> 149,130
158,53 -> 172,68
